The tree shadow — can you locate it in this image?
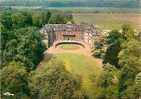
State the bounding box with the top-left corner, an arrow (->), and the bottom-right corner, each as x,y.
43,53 -> 54,62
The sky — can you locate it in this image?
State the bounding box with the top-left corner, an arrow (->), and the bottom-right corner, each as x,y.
0,0 -> 138,1
0,0 -> 140,7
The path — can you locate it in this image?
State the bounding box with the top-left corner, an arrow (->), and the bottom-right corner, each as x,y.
46,46 -> 92,56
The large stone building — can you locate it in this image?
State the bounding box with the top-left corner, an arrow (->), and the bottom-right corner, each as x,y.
40,23 -> 98,48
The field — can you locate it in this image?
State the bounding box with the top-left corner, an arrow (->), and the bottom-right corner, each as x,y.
73,13 -> 141,30
48,7 -> 141,13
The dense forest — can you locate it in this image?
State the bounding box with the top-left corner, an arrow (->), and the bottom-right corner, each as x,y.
0,9 -> 141,99
94,24 -> 141,99
0,9 -> 79,99
0,0 -> 141,8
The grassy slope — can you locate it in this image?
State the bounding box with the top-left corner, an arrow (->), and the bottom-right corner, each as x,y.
54,53 -> 103,98
73,13 -> 141,30
39,52 -> 103,98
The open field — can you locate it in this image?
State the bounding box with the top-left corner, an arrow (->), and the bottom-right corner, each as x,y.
73,13 -> 141,30
47,7 -> 141,13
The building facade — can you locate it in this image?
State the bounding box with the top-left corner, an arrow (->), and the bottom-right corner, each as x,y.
40,23 -> 98,48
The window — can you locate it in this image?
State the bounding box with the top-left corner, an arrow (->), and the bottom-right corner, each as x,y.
63,35 -> 76,41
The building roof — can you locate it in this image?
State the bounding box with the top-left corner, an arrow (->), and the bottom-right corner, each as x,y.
41,24 -> 98,36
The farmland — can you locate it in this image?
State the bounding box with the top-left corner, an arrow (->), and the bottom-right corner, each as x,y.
73,13 -> 141,30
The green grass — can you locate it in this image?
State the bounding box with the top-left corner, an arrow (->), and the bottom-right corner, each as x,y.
59,44 -> 81,50
40,52 -> 103,98
73,13 -> 141,30
54,53 -> 102,75
54,53 -> 102,98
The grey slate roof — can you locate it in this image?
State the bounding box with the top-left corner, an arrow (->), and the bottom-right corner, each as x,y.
41,23 -> 98,36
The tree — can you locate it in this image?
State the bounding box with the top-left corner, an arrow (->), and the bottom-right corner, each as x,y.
1,61 -> 30,99
103,30 -> 123,67
1,27 -> 46,69
118,39 -> 141,99
48,12 -> 73,24
49,14 -> 66,24
106,30 -> 123,45
32,11 -> 51,27
1,30 -> 17,67
96,64 -> 119,99
0,11 -> 32,30
14,27 -> 46,69
99,25 -> 141,99
11,12 -> 27,28
29,59 -> 85,99
0,22 -> 5,32
0,11 -> 12,30
135,72 -> 141,98
122,24 -> 136,40
118,39 -> 141,70
103,43 -> 121,67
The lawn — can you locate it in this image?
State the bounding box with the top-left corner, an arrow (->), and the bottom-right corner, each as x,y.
54,53 -> 103,98
73,13 -> 141,31
40,52 -> 103,98
58,44 -> 81,50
